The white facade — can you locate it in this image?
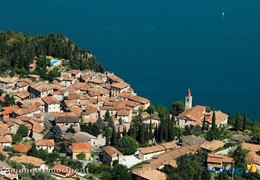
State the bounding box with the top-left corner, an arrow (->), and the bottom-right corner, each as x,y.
138,150 -> 165,161
36,146 -> 54,153
45,103 -> 60,113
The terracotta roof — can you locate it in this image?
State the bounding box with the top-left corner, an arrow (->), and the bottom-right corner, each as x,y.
200,140 -> 225,152
0,96 -> 4,102
205,111 -> 229,125
51,81 -> 62,90
54,112 -> 78,118
207,153 -> 233,164
124,100 -> 140,107
107,73 -> 123,82
245,151 -> 260,165
178,105 -> 205,125
111,82 -> 129,89
14,90 -> 30,99
88,87 -> 109,95
88,78 -> 103,84
83,118 -> 97,124
13,105 -> 39,116
69,106 -> 82,116
16,81 -> 29,88
242,143 -> 260,152
72,142 -> 91,153
30,82 -> 53,92
68,69 -> 81,76
132,144 -> 201,176
0,122 -> 12,136
103,146 -> 123,157
118,92 -> 132,98
138,145 -> 165,155
128,95 -> 150,104
13,144 -> 32,153
20,98 -> 44,108
10,154 -> 45,167
117,110 -> 130,116
0,105 -> 19,115
36,139 -> 55,147
161,142 -> 178,150
0,77 -> 18,83
18,78 -> 32,84
42,96 -> 60,105
132,169 -> 167,180
0,136 -> 11,143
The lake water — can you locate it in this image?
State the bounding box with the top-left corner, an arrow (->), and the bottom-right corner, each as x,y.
1,0 -> 260,120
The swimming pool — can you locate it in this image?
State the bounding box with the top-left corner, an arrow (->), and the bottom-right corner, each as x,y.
50,59 -> 59,66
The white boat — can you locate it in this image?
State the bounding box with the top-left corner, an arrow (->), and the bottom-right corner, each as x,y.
222,12 -> 225,16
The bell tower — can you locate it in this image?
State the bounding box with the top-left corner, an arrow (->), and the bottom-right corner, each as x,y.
185,88 -> 192,110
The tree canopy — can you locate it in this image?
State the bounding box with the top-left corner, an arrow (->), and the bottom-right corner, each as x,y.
116,136 -> 138,155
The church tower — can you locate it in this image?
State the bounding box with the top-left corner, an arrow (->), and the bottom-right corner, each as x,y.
185,88 -> 192,110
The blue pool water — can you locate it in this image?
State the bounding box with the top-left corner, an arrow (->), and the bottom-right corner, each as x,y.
50,59 -> 59,66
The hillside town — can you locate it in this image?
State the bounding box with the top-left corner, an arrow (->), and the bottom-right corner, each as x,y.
0,69 -> 260,180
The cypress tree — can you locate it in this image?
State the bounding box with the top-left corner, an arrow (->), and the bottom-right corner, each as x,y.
140,124 -> 145,145
154,124 -> 158,142
144,125 -> 149,143
105,127 -> 110,146
168,118 -> 174,141
123,126 -> 127,137
242,113 -> 247,131
149,119 -> 153,140
211,111 -> 216,133
235,112 -> 241,130
202,115 -> 206,131
111,126 -> 117,146
158,120 -> 163,143
163,117 -> 169,142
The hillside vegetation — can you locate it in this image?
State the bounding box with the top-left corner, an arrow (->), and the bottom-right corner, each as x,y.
0,31 -> 104,77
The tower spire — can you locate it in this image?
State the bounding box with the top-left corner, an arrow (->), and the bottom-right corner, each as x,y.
185,88 -> 192,110
187,88 -> 192,98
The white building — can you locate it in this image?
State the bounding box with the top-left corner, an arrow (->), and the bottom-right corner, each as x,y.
42,96 -> 60,112
35,139 -> 55,153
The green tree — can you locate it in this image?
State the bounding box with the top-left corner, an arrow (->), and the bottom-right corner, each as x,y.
110,126 -> 118,146
156,105 -> 169,119
17,125 -> 29,137
232,145 -> 247,170
172,100 -> 184,116
242,113 -> 247,131
183,126 -> 192,136
202,115 -> 206,131
146,104 -> 155,114
211,111 -> 216,133
112,164 -> 132,180
0,89 -> 4,96
4,94 -> 15,106
0,153 -> 6,161
13,125 -> 29,143
76,152 -> 86,160
149,119 -> 153,140
234,112 -> 242,130
66,125 -> 76,134
105,127 -> 110,146
116,136 -> 138,155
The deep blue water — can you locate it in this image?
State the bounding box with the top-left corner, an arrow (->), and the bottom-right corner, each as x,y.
1,0 -> 260,120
